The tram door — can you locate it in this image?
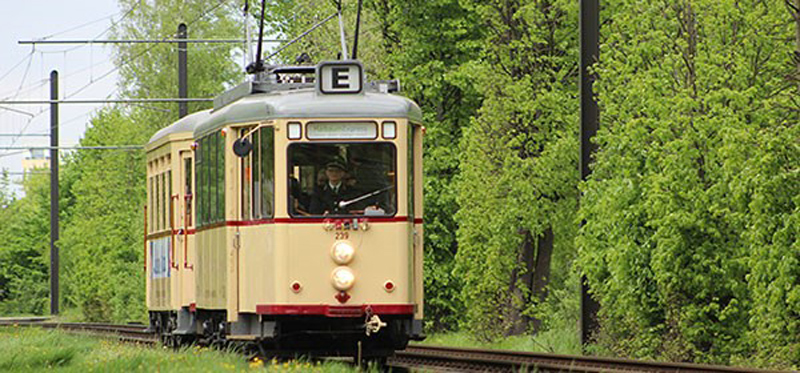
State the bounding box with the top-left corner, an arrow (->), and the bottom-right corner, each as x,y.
179,150 -> 195,306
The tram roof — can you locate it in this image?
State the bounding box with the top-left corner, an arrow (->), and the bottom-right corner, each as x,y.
147,88 -> 421,146
193,89 -> 422,138
148,109 -> 211,145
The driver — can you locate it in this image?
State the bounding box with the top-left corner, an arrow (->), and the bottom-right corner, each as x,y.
309,160 -> 358,215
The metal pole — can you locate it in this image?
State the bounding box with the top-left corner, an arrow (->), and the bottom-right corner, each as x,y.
49,70 -> 59,316
352,0 -> 363,59
337,10 -> 349,60
579,0 -> 600,346
178,23 -> 188,118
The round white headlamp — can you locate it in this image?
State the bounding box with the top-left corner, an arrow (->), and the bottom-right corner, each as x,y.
331,241 -> 355,265
331,266 -> 356,291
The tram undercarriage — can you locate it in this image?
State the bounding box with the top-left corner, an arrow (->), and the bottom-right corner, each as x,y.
148,309 -> 421,358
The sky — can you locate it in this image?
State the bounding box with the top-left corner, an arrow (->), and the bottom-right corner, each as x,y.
0,1 -> 122,189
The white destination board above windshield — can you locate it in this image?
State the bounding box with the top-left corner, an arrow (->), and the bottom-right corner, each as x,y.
306,122 -> 377,140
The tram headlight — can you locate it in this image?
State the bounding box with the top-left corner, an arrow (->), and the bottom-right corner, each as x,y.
331,241 -> 355,265
331,267 -> 355,291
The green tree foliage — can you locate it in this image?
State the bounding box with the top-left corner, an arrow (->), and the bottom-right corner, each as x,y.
59,0 -> 241,322
61,110 -> 149,322
454,0 -> 580,339
0,172 -> 58,315
377,0 -> 484,331
577,0 -> 799,365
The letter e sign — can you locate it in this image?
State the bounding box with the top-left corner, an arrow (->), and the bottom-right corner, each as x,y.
318,62 -> 362,94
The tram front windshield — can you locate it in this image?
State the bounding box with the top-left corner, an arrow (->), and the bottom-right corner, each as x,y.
288,143 -> 397,217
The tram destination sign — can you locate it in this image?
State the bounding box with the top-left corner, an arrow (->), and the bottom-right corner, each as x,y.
307,121 -> 377,140
317,61 -> 363,94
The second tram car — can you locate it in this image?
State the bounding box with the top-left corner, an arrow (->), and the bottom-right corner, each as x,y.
144,61 -> 424,358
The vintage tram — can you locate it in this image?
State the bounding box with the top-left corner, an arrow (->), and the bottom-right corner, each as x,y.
144,61 -> 424,357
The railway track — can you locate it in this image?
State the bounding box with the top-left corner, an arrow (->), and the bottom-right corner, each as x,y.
0,319 -> 156,345
0,319 -> 789,372
389,345 -> 788,373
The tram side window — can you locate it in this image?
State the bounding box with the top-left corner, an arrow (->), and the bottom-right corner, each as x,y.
241,127 -> 274,220
196,132 -> 225,226
161,173 -> 167,230
155,172 -> 161,231
203,137 -> 209,224
185,157 -> 192,226
216,133 -> 225,220
209,134 -> 217,224
167,170 -> 172,230
408,124 -> 414,218
148,175 -> 154,230
256,127 -> 274,218
196,142 -> 203,225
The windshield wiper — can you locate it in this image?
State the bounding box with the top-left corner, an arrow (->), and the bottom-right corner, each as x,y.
338,185 -> 393,209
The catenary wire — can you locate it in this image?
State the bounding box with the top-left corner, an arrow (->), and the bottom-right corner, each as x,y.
0,0 -> 232,159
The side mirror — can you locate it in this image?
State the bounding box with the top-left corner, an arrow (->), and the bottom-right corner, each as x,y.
233,138 -> 253,157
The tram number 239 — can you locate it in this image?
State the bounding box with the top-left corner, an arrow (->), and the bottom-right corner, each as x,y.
335,232 -> 350,240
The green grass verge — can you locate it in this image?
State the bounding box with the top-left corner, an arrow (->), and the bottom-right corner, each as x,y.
418,327 -> 582,356
0,326 -> 361,372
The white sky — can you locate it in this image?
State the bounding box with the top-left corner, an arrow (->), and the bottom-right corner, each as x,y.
0,0 -> 121,187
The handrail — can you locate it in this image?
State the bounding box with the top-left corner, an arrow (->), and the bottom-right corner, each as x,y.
143,205 -> 148,272
170,194 -> 179,270
184,194 -> 193,270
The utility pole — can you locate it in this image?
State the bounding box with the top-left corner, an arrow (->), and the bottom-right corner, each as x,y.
178,23 -> 188,118
579,0 -> 600,346
49,70 -> 59,315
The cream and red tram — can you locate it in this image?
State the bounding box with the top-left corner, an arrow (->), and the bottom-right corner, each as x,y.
144,61 -> 424,357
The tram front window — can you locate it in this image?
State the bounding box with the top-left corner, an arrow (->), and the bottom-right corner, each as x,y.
288,143 -> 397,217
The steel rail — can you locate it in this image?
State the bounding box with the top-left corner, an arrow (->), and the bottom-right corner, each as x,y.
0,320 -> 156,345
389,345 -> 789,373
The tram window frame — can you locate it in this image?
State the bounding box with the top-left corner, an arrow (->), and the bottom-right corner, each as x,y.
196,136 -> 206,226
240,126 -> 274,220
161,172 -> 167,231
256,127 -> 274,219
155,172 -> 161,231
216,132 -> 225,222
195,139 -> 203,226
195,132 -> 226,227
148,175 -> 154,231
184,156 -> 193,227
209,134 -> 217,224
286,141 -> 398,218
408,124 -> 414,219
167,170 -> 173,231
203,136 -> 209,225
241,128 -> 252,220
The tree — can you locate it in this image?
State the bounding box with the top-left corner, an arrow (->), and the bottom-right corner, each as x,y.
0,172 -> 57,315
454,0 -> 580,339
578,0 -> 799,365
379,0 -> 484,332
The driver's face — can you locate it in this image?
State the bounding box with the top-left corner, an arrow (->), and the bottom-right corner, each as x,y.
326,168 -> 345,183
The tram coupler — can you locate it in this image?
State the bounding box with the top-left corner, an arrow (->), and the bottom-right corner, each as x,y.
363,307 -> 387,336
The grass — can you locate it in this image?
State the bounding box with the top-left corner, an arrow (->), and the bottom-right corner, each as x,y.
418,327 -> 582,356
0,326 -> 361,372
